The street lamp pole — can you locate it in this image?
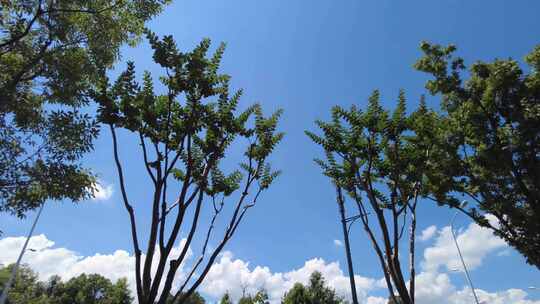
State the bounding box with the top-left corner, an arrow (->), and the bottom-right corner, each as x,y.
450,209 -> 480,304
0,203 -> 45,304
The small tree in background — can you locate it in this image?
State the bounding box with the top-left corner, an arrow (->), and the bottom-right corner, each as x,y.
0,265 -> 132,304
415,42 -> 540,269
94,31 -> 283,304
0,264 -> 47,304
220,293 -> 233,304
282,271 -> 344,304
238,290 -> 270,304
167,291 -> 206,304
282,283 -> 309,304
307,92 -> 444,304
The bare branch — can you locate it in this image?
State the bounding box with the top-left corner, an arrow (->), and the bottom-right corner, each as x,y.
110,124 -> 143,302
139,133 -> 157,185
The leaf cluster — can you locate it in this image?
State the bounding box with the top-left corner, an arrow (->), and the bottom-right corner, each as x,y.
281,272 -> 346,304
94,31 -> 283,198
306,90 -> 446,209
0,0 -> 170,218
414,42 -> 540,268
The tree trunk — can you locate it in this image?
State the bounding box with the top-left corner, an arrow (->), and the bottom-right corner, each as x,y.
409,205 -> 417,303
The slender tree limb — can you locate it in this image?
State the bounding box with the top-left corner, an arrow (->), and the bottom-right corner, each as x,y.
110,124 -> 143,302
139,133 -> 157,185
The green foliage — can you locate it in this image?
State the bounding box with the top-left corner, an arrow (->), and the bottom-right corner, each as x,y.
93,31 -> 282,304
0,265 -> 132,304
0,0 -> 170,219
0,264 -> 48,304
219,293 -> 233,304
415,42 -> 540,269
237,290 -> 269,304
166,292 -> 205,304
307,91 -> 445,303
282,272 -> 345,304
306,90 -> 442,200
282,283 -> 310,304
95,31 -> 283,196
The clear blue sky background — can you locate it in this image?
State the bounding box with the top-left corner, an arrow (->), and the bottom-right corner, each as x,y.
3,0 -> 540,300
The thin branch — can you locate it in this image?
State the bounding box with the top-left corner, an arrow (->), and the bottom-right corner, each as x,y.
177,195 -> 225,295
109,124 -> 143,302
139,132 -> 157,185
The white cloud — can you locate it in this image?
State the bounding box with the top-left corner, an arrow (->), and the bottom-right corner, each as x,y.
200,252 -> 379,303
334,239 -> 343,247
411,271 -> 540,304
453,288 -> 540,304
412,217 -> 540,304
422,215 -> 507,272
414,271 -> 455,304
1,224 -> 538,304
92,181 -> 114,201
0,234 -> 190,295
419,225 -> 437,242
366,296 -> 388,304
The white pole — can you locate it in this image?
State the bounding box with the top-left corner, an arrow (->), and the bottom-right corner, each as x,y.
450,210 -> 480,304
0,203 -> 44,304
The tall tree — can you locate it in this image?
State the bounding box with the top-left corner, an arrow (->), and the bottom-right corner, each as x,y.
307,92 -> 443,304
0,0 -> 170,218
415,42 -> 540,269
94,31 -> 283,304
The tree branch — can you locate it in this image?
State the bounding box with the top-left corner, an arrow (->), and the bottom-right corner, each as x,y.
110,124 -> 143,302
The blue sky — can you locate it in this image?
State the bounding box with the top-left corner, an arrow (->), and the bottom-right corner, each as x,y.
2,1 -> 540,303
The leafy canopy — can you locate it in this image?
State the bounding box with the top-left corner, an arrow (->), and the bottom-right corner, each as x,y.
306,91 -> 448,304
0,0 -> 169,218
415,42 -> 540,269
282,272 -> 345,304
219,293 -> 233,304
94,31 -> 283,304
0,264 -> 132,304
238,290 -> 270,304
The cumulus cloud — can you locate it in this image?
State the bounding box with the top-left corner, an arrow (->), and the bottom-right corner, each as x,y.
0,234 -> 190,294
452,288 -> 540,304
200,252 -> 379,303
92,181 -> 114,201
419,225 -> 437,242
334,239 -> 343,247
422,215 -> 507,272
414,271 -> 455,303
411,217 -> 540,304
1,223 -> 538,304
411,271 -> 540,304
366,296 -> 388,304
